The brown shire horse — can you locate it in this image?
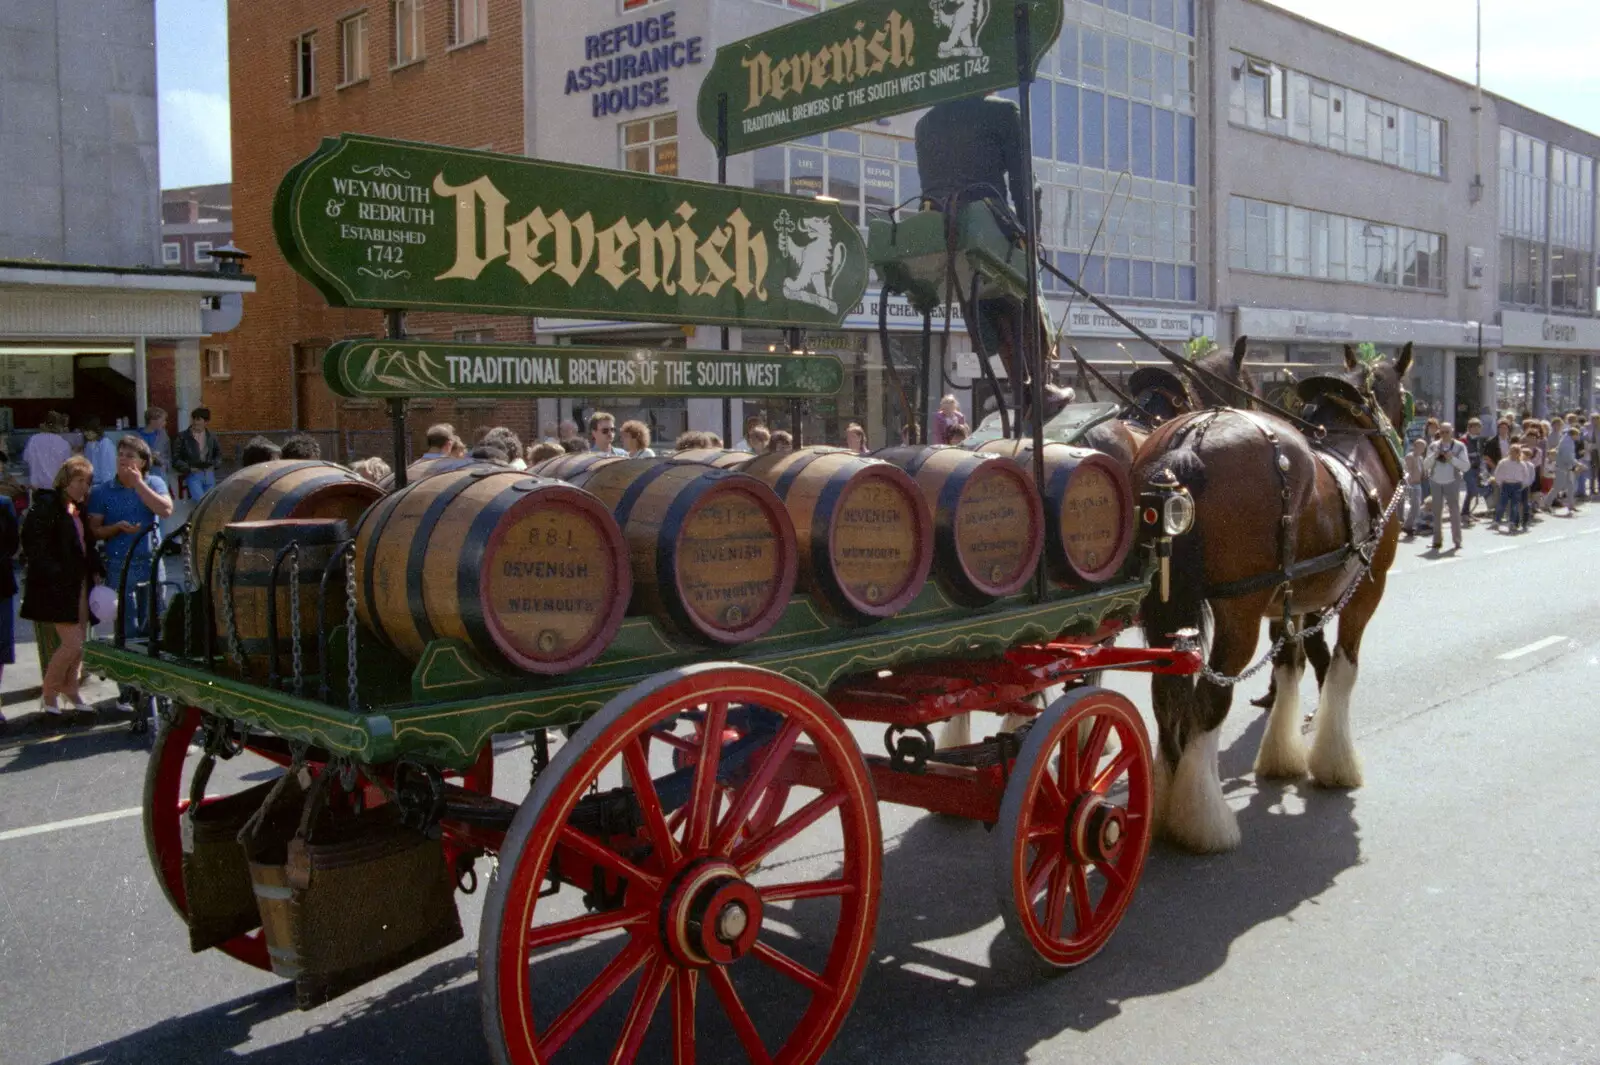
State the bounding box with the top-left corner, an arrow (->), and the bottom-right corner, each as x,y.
1078,337 -> 1257,469
1133,344 -> 1411,852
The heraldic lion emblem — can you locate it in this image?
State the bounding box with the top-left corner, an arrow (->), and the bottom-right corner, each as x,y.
775,210 -> 849,316
931,0 -> 991,59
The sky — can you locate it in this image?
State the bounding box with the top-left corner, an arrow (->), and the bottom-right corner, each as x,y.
154,0 -> 1600,189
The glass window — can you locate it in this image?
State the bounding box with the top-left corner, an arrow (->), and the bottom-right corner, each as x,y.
1107,36 -> 1128,94
394,0 -> 422,65
621,114 -> 678,176
1154,108 -> 1174,182
1056,84 -> 1079,163
1130,103 -> 1152,177
452,0 -> 487,45
1107,96 -> 1129,171
753,147 -> 784,193
161,242 -> 182,265
1031,80 -> 1052,158
1229,195 -> 1446,293
339,13 -> 368,85
293,31 -> 317,99
1177,114 -> 1194,185
1082,90 -> 1105,168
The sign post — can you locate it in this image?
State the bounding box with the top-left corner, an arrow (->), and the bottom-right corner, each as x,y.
275,134 -> 868,331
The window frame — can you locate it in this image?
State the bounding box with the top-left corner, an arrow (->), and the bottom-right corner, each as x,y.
338,10 -> 370,87
1228,194 -> 1446,294
393,0 -> 424,69
193,241 -> 214,264
161,242 -> 183,266
450,0 -> 487,47
619,113 -> 680,177
292,30 -> 318,101
205,346 -> 231,380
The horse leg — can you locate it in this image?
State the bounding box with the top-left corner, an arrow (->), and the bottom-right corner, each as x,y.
1308,581 -> 1383,788
1254,619 -> 1309,779
1162,599 -> 1266,853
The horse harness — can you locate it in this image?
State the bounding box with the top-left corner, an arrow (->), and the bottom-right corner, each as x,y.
1187,391 -> 1401,607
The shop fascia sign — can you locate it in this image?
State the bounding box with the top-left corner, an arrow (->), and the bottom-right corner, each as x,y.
1060,303 -> 1215,342
697,0 -> 1063,155
323,339 -> 844,399
1500,310 -> 1600,351
275,134 -> 868,330
1237,308 -> 1503,349
565,11 -> 706,118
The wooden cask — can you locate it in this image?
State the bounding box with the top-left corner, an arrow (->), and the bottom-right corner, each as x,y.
190,461 -> 382,589
976,441 -> 1134,585
563,460 -> 798,645
219,518 -> 348,680
873,446 -> 1045,605
527,452 -> 628,480
739,448 -> 933,622
354,468 -> 630,675
670,449 -> 755,470
378,456 -> 483,491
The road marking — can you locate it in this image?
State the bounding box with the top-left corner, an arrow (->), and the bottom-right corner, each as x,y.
1483,545 -> 1522,555
1497,635 -> 1570,661
1539,534 -> 1570,543
1386,568 -> 1403,576
0,806 -> 141,843
1422,555 -> 1462,565
1578,527 -> 1600,536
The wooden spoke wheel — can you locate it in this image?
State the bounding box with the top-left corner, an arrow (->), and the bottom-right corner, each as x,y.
480,664 -> 882,1065
993,687 -> 1152,968
144,706 -> 493,971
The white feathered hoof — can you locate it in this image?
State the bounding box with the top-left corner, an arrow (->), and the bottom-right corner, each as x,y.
939,713 -> 972,750
1254,664 -> 1309,780
1307,652 -> 1363,789
1160,728 -> 1240,853
1308,733 -> 1364,789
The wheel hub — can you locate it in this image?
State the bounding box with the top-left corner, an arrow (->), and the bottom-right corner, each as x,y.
1066,795 -> 1128,865
662,859 -> 763,967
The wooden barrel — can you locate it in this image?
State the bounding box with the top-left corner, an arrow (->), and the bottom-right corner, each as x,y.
378,456 -> 483,490
873,445 -> 1046,605
219,518 -> 348,679
976,440 -> 1134,585
562,460 -> 798,645
739,447 -> 933,622
191,461 -> 383,588
670,449 -> 755,470
354,468 -> 630,675
528,452 -> 628,480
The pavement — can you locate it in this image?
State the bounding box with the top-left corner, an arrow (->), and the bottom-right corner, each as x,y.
2,500 -> 1599,1064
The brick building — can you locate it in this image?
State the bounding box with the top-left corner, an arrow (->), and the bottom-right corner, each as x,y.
219,0 -> 532,464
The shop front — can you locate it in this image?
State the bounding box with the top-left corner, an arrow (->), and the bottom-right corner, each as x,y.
1234,308 -> 1502,432
1499,310 -> 1600,418
0,260 -> 253,465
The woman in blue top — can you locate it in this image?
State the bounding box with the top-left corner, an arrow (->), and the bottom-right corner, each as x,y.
87,434 -> 173,640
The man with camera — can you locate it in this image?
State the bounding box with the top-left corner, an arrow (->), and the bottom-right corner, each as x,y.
1425,421 -> 1471,552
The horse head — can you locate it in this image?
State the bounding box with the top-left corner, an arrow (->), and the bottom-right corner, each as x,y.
1127,366 -> 1188,422
1185,335 -> 1258,408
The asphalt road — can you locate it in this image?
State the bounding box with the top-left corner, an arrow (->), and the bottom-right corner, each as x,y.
2,508 -> 1598,1065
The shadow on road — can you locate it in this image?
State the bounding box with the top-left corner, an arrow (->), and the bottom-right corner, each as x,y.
47,723 -> 1359,1065
0,720 -> 146,774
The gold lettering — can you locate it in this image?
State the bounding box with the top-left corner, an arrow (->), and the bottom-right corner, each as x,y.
830,41 -> 855,86
888,9 -> 915,68
810,47 -> 831,90
697,226 -> 734,298
770,58 -> 791,100
852,21 -> 868,78
673,203 -> 701,296
506,206 -> 553,283
634,218 -> 678,295
866,26 -> 890,74
596,217 -> 637,290
549,210 -> 596,287
432,173 -> 507,281
789,52 -> 811,96
741,51 -> 771,112
727,208 -> 768,301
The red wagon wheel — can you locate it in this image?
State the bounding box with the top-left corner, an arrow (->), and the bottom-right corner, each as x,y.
480,663 -> 882,1065
144,706 -> 493,971
993,687 -> 1152,968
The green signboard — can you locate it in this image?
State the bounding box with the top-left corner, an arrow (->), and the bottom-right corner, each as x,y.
697,0 -> 1062,156
276,134 -> 869,330
322,339 -> 844,400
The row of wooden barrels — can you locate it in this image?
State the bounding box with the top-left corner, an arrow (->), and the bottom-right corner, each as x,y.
189,442 -> 1134,679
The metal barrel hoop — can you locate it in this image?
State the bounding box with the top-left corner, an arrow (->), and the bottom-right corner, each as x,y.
344,542 -> 359,714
